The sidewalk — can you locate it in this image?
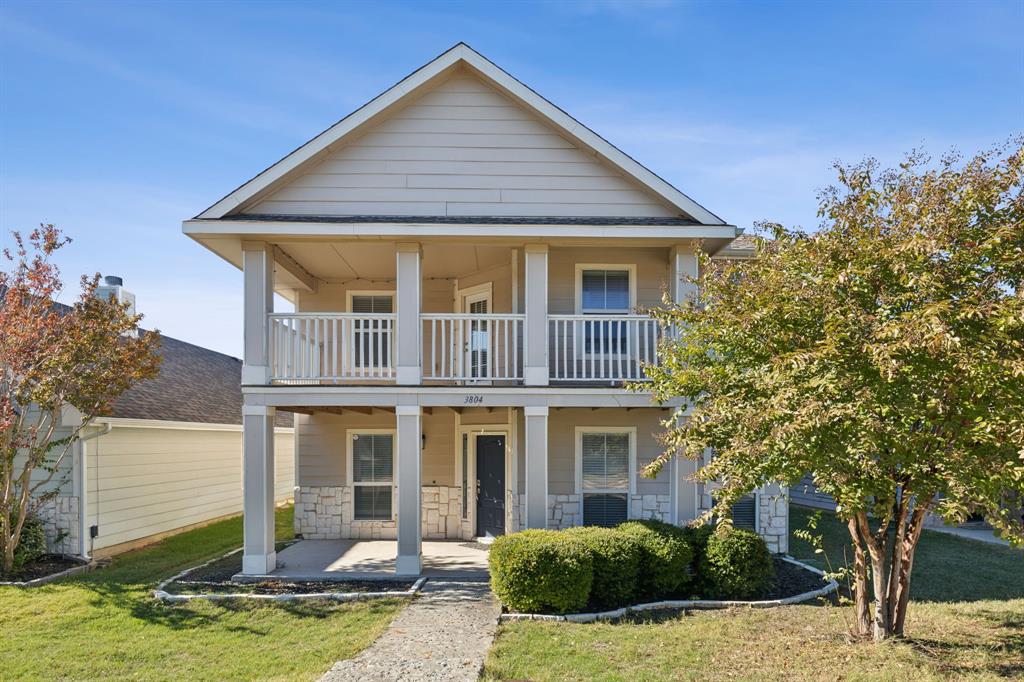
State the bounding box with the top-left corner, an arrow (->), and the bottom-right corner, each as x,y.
320,580 -> 500,682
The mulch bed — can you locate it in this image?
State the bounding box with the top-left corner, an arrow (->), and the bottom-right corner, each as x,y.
165,578 -> 417,596
760,556 -> 831,601
0,555 -> 83,583
161,544 -> 416,595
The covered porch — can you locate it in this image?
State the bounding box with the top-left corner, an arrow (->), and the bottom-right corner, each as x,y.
238,538 -> 490,581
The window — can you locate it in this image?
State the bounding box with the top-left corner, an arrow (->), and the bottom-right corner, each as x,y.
730,494 -> 757,530
577,267 -> 634,355
350,294 -> 393,368
577,429 -> 634,527
350,432 -> 394,520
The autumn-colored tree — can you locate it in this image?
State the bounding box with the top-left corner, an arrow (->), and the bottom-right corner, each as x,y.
643,143 -> 1024,641
1,225 -> 160,574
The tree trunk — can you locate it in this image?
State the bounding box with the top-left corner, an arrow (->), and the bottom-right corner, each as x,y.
893,506 -> 928,635
856,512 -> 892,641
847,517 -> 871,637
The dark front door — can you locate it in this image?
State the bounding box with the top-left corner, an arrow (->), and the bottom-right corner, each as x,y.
475,435 -> 505,538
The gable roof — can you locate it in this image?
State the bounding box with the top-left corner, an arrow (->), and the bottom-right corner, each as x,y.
107,334 -> 293,427
197,43 -> 725,225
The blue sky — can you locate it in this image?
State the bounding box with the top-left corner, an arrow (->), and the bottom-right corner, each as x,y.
1,0 -> 1021,356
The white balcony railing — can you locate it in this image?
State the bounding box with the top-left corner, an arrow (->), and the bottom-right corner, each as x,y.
548,315 -> 665,382
422,313 -> 524,382
270,313 -> 395,383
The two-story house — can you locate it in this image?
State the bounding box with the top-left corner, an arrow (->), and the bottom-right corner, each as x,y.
184,44 -> 787,577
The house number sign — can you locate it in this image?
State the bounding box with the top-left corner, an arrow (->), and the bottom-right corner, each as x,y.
464,395 -> 484,404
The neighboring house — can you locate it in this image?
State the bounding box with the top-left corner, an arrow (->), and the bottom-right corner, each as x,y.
32,277 -> 295,558
183,43 -> 788,577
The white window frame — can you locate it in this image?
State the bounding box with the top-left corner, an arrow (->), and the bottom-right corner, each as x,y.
573,264 -> 637,360
346,428 -> 397,522
346,290 -> 396,313
575,426 -> 637,525
574,264 -> 637,315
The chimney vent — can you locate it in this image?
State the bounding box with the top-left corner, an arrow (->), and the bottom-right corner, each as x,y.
95,275 -> 137,337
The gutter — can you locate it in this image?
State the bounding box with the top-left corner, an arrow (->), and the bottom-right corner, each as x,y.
76,423 -> 112,559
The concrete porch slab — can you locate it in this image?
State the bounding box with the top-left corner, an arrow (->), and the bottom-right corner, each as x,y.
241,539 -> 490,581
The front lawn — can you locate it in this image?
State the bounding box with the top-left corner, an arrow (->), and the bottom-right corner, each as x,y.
484,506 -> 1024,681
0,506 -> 404,681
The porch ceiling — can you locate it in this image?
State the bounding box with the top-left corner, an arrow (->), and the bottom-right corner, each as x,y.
276,241 -> 512,281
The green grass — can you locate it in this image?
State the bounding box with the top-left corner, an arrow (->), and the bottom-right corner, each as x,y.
484,506 -> 1024,681
0,506 -> 404,681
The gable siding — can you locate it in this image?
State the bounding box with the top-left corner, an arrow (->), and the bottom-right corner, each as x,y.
243,75 -> 679,218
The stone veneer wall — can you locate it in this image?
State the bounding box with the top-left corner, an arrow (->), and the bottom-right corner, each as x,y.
36,495 -> 80,555
630,494 -> 672,522
547,494 -> 581,530
295,485 -> 471,540
757,486 -> 789,554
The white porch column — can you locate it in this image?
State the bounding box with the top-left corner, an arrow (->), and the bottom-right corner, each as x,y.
523,244 -> 549,386
670,246 -> 700,524
395,405 -> 422,575
524,406 -> 549,529
242,405 -> 276,574
395,243 -> 422,385
242,241 -> 274,385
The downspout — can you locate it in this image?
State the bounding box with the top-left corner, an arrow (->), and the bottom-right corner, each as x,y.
77,422 -> 112,558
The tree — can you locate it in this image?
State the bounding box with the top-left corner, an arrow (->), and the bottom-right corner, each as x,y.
1,225 -> 160,574
642,142 -> 1024,641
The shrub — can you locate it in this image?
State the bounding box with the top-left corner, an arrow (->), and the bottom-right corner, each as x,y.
617,519 -> 694,598
489,530 -> 593,614
682,524 -> 715,596
565,526 -> 642,608
12,513 -> 47,573
700,527 -> 775,599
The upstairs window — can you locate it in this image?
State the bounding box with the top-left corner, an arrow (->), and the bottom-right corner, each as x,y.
577,267 -> 634,355
349,294 -> 393,368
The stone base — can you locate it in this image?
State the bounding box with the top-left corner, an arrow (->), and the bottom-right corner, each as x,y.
757,488 -> 789,554
36,495 -> 80,555
294,485 -> 472,540
631,494 -> 672,522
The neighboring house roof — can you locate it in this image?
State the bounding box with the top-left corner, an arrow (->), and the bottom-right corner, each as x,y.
195,42 -> 726,226
713,234 -> 758,260
108,334 -> 293,427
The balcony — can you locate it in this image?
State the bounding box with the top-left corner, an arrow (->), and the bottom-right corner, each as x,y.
267,312 -> 665,386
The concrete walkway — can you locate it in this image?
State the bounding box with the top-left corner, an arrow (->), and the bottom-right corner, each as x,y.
928,524 -> 1011,546
320,580 -> 500,682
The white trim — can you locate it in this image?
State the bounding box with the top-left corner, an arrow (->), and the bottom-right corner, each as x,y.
194,43 -> 724,224
184,220 -> 738,244
346,290 -> 396,313
574,264 -> 637,314
93,417 -> 294,432
456,282 -> 493,310
574,426 -> 637,524
346,428 -> 398,522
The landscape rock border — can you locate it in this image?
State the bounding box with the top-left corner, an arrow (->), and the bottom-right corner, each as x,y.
499,555 -> 838,622
0,555 -> 98,588
152,547 -> 425,603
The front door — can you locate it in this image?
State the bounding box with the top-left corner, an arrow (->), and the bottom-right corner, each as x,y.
475,435 -> 505,538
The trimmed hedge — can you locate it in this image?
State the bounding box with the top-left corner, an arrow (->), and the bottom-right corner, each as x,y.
617,519 -> 694,598
13,514 -> 47,572
489,529 -> 593,614
700,527 -> 775,599
488,520 -> 775,614
565,526 -> 642,608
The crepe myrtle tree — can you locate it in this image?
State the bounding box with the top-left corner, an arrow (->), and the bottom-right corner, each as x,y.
0,225 -> 160,574
640,142 -> 1024,641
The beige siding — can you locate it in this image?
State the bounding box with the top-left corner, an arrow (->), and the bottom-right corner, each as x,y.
296,409 -> 458,488
548,246 -> 671,314
243,73 -> 678,218
544,408 -> 671,496
85,425 -> 295,552
295,406 -> 513,488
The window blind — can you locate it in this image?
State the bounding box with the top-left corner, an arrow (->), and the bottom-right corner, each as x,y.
581,432 -> 630,490
581,270 -> 630,312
